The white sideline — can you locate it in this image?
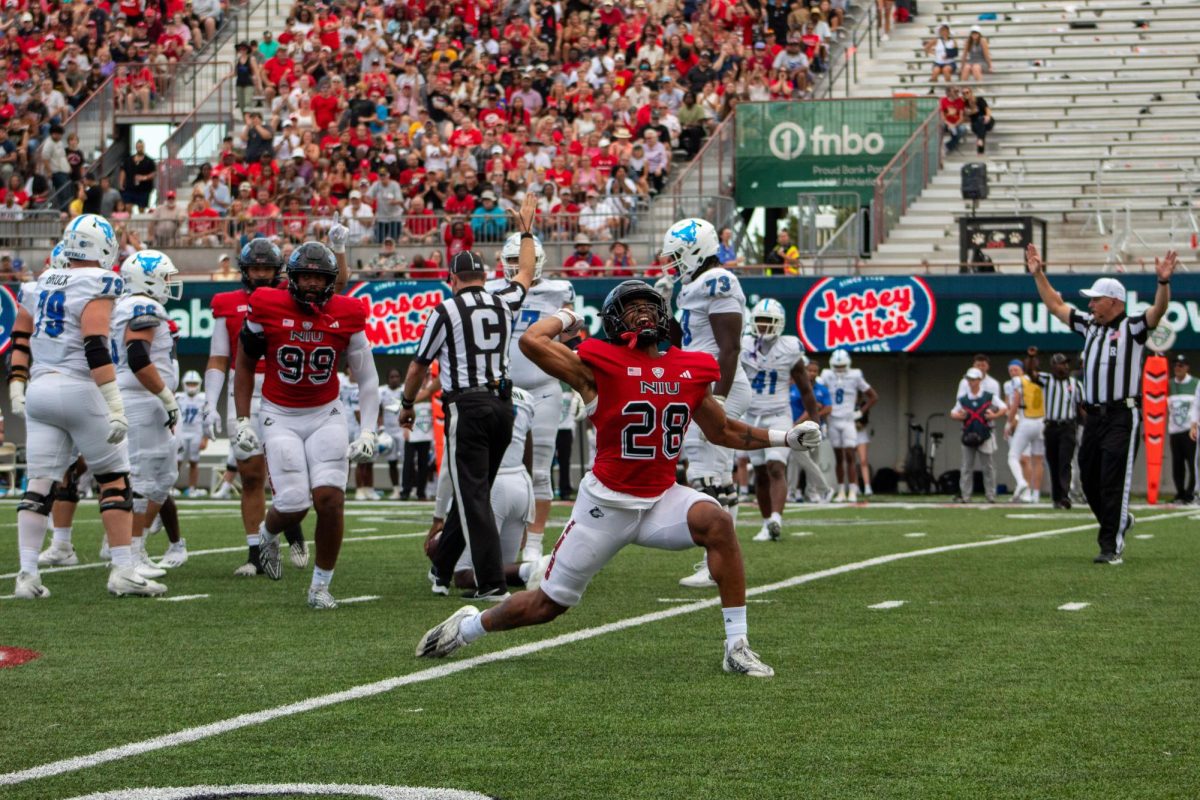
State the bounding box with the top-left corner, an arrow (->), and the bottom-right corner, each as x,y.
1,509 -> 1193,787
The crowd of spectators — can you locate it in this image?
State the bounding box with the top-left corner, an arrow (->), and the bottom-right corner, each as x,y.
136,0 -> 854,278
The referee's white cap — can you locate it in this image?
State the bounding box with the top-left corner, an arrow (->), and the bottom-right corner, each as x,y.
1080,277 -> 1126,303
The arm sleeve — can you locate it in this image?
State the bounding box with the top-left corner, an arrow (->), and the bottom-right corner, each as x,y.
209,318 -> 230,357
413,306 -> 447,366
347,332 -> 380,433
204,368 -> 226,414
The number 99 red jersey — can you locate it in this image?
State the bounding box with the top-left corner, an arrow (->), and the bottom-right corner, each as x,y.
247,287 -> 367,408
577,338 -> 721,498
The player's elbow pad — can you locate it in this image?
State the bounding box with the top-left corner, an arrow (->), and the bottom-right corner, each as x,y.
240,326 -> 267,360
83,335 -> 113,370
125,338 -> 152,373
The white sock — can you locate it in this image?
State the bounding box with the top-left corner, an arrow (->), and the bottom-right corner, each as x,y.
110,545 -> 133,568
722,606 -> 748,648
769,512 -> 782,525
17,510 -> 47,572
311,566 -> 334,588
131,535 -> 144,554
19,547 -> 39,576
460,611 -> 487,643
525,532 -> 544,554
1032,490 -> 1040,502
246,532 -> 261,547
52,527 -> 73,546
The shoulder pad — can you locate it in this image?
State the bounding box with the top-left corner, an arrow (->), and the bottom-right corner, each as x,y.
128,313 -> 162,331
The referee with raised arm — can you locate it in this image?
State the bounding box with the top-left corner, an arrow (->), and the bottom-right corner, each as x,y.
399,194 -> 539,599
1034,353 -> 1084,509
1028,244 -> 1178,563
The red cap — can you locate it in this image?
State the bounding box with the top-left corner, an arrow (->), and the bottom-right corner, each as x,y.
166,190 -> 176,198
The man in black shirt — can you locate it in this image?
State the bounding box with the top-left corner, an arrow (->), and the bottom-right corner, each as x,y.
118,139 -> 156,212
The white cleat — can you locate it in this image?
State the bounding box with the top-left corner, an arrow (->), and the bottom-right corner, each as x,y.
833,489 -> 847,503
525,555 -> 552,593
99,539 -> 111,562
752,526 -> 772,542
848,486 -> 859,503
427,567 -> 449,596
389,488 -> 403,500
679,561 -> 717,588
14,571 -> 50,599
158,540 -> 188,569
233,561 -> 261,577
766,519 -> 782,541
38,543 -> 79,567
258,531 -> 282,580
108,565 -> 167,597
864,485 -> 874,497
818,488 -> 835,504
723,637 -> 775,678
1009,485 -> 1028,504
289,539 -> 309,569
307,583 -> 338,609
134,549 -> 167,579
415,605 -> 479,658
212,482 -> 234,499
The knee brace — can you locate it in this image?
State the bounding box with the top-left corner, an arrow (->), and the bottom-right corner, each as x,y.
690,477 -> 738,508
132,491 -> 149,515
95,472 -> 133,513
53,479 -> 80,504
17,483 -> 57,516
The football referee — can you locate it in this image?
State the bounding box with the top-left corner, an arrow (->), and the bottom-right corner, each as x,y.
399,195 -> 538,598
1033,353 -> 1084,509
1028,244 -> 1178,563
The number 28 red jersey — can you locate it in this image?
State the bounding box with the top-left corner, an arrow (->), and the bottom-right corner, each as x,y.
247,287 -> 367,408
577,338 -> 720,498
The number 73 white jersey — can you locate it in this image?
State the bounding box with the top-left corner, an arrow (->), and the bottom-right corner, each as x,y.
741,335 -> 805,416
19,267 -> 125,382
676,267 -> 746,353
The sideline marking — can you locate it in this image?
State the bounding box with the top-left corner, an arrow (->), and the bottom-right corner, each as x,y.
868,600 -> 906,610
1134,533 -> 1154,539
0,533 -> 426,580
903,532 -> 927,538
59,783 -> 494,800
2,509 -> 1192,787
351,528 -> 380,533
157,594 -> 209,603
1058,602 -> 1091,611
339,595 -> 382,605
790,531 -> 815,537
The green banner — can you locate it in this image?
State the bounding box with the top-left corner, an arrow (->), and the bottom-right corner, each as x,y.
735,98 -> 938,206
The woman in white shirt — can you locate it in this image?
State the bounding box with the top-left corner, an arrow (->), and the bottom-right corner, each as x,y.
924,24 -> 959,85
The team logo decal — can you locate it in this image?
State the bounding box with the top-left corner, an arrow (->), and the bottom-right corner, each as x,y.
0,285 -> 18,355
347,281 -> 451,355
797,276 -> 936,353
652,367 -> 664,378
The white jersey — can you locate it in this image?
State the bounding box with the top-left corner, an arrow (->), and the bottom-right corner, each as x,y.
500,387 -> 536,471
408,401 -> 433,443
485,277 -> 575,389
379,384 -> 404,433
677,267 -> 746,355
819,367 -> 870,418
741,334 -> 805,416
338,375 -> 360,420
21,266 -> 125,382
175,391 -> 207,435
111,294 -> 178,393
559,390 -> 583,431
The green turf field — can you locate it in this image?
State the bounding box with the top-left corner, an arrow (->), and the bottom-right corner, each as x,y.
1,499 -> 1198,800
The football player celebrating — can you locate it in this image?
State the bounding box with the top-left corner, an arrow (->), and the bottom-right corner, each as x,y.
485,232 -> 575,563
9,214 -> 163,597
741,299 -> 818,541
113,250 -> 185,574
233,242 -> 378,609
820,350 -> 877,503
415,281 -> 822,677
175,370 -> 210,497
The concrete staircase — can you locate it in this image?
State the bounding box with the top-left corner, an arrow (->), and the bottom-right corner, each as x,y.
841,0 -> 1200,272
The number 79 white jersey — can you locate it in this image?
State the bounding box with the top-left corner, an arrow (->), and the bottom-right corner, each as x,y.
741,335 -> 806,416
111,294 -> 178,393
676,267 -> 746,354
20,266 -> 125,382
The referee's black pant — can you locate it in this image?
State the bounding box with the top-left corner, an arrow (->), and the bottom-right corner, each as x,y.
1078,406 -> 1139,556
431,392 -> 514,593
555,428 -> 574,499
1168,431 -> 1196,503
1043,420 -> 1077,506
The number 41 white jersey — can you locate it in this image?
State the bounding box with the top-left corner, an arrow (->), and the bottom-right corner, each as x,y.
20,266 -> 125,382
111,294 -> 178,393
819,367 -> 871,419
676,267 -> 746,354
741,335 -> 806,416
486,277 -> 575,389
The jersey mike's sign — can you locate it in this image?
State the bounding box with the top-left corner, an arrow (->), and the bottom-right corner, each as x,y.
796,276 -> 936,353
345,281 -> 450,354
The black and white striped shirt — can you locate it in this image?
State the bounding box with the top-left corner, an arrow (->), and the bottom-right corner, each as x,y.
1069,309 -> 1149,405
414,283 -> 527,393
1035,373 -> 1084,422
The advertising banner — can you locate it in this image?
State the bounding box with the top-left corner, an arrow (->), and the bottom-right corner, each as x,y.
735,98 -> 939,207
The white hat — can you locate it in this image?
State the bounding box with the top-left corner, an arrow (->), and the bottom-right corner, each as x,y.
349,190 -> 362,199
1080,277 -> 1126,303
965,367 -> 983,380
970,25 -> 982,33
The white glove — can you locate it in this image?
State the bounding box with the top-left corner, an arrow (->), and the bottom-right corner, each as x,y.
327,212 -> 349,254
552,308 -> 585,338
98,381 -> 128,444
235,416 -> 260,454
347,429 -> 378,464
107,412 -> 129,445
203,406 -> 222,437
784,420 -> 822,452
654,276 -> 673,302
853,410 -> 863,421
8,381 -> 25,418
157,387 -> 180,429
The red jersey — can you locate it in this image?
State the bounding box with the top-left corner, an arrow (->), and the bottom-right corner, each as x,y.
247,287 -> 367,409
577,338 -> 720,497
212,289 -> 266,374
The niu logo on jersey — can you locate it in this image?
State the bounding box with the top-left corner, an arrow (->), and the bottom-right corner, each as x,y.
289,331 -> 326,343
639,381 -> 680,395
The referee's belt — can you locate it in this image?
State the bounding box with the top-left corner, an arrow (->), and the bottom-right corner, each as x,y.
442,382 -> 511,403
1083,397 -> 1140,416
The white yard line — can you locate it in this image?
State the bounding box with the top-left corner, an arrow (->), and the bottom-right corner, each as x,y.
1058,602 -> 1091,611
868,600 -> 906,610
157,594 -> 209,603
338,595 -> 382,605
1,508 -> 1192,787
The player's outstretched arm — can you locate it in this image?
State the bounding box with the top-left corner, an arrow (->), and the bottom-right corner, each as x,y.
327,211 -> 351,294
1027,244 -> 1071,325
510,193 -> 539,293
695,392 -> 821,452
519,312 -> 596,403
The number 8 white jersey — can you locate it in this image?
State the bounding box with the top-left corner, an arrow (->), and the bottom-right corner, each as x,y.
486,277 -> 575,389
741,334 -> 806,416
111,294 -> 178,393
676,267 -> 746,354
19,266 -> 125,382
819,367 -> 871,419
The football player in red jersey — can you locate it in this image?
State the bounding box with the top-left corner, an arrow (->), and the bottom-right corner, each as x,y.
233,242 -> 379,609
416,281 -> 823,676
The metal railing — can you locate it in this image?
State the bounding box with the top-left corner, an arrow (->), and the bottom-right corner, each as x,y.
117,60 -> 234,120
810,1 -> 877,100
158,72 -> 237,196
871,107 -> 944,249
662,113 -> 736,202
43,77 -> 118,209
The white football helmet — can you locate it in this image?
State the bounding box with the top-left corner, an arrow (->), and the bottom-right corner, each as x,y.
830,349 -> 852,371
61,213 -> 119,269
47,240 -> 70,272
750,298 -> 786,341
660,217 -> 719,284
120,250 -> 182,303
182,370 -> 202,395
376,431 -> 396,458
500,232 -> 546,281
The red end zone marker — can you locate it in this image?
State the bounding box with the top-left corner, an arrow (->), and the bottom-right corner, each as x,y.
0,646 -> 41,669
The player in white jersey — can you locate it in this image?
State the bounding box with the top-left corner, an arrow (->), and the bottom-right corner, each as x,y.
739,299 -> 816,542
8,214 -> 165,598
378,368 -> 406,498
484,232 -> 574,563
112,250 -> 186,573
339,367 -> 374,500
819,349 -> 877,502
175,370 -> 210,497
440,387 -> 541,590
